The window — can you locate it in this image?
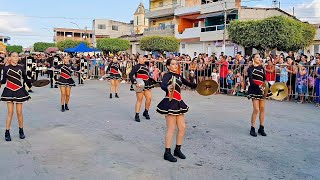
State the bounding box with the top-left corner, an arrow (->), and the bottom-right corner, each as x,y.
137,16 -> 139,25
182,44 -> 186,49
172,0 -> 177,5
112,25 -> 119,31
159,1 -> 163,7
98,24 -> 106,29
194,22 -> 199,27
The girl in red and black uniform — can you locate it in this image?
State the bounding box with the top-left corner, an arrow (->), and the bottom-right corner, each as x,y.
247,53 -> 272,137
54,55 -> 76,112
157,59 -> 197,162
106,56 -> 122,98
0,52 -> 32,141
129,55 -> 154,122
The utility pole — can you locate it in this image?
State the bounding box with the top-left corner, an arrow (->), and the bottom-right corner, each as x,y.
93,20 -> 96,48
279,1 -> 280,8
293,7 -> 295,16
223,0 -> 227,54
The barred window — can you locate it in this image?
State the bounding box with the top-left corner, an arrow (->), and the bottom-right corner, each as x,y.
112,25 -> 119,31
98,24 -> 106,29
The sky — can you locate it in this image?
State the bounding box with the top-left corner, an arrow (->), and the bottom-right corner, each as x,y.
0,0 -> 319,47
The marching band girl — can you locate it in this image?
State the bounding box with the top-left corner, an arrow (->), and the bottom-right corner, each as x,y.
156,59 -> 197,162
106,56 -> 122,98
54,55 -> 76,112
0,52 -> 32,141
247,53 -> 271,137
129,55 -> 154,122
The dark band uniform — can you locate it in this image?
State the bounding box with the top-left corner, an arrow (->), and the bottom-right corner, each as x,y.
55,64 -> 76,87
1,64 -> 32,103
129,63 -> 154,90
247,65 -> 272,100
157,72 -> 197,115
21,56 -> 35,89
106,62 -> 122,80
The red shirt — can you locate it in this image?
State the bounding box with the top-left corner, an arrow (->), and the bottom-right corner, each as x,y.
265,65 -> 275,81
217,61 -> 229,78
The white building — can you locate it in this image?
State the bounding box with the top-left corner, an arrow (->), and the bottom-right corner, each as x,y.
304,24 -> 320,56
93,19 -> 134,47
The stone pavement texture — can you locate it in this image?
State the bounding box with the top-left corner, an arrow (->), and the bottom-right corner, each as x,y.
0,80 -> 319,180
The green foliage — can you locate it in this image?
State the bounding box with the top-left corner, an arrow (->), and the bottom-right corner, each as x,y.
97,38 -> 130,53
6,45 -> 23,53
227,16 -> 316,52
140,36 -> 180,52
33,42 -> 56,52
56,40 -> 89,51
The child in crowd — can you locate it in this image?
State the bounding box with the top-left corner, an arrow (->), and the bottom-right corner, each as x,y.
149,63 -> 154,77
152,64 -> 160,82
233,72 -> 244,95
308,70 -> 316,102
296,65 -> 308,104
211,68 -> 220,93
226,69 -> 234,94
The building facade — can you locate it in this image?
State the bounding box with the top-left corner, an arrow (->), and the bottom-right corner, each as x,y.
93,19 -> 133,39
304,24 -> 320,56
175,0 -> 296,57
144,0 -> 179,36
53,28 -> 93,46
134,2 -> 149,35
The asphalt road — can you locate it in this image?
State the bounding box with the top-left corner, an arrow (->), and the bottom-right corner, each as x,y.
0,80 -> 319,180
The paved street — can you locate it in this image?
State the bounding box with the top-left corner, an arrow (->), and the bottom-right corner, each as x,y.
0,80 -> 319,180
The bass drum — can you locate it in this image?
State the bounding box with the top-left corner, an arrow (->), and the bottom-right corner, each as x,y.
80,59 -> 88,81
26,57 -> 36,80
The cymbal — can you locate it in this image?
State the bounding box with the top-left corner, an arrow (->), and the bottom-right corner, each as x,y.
263,81 -> 270,98
196,80 -> 218,96
270,82 -> 288,101
32,79 -> 50,87
169,76 -> 176,101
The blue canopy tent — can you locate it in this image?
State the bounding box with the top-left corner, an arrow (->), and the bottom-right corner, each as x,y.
64,42 -> 100,53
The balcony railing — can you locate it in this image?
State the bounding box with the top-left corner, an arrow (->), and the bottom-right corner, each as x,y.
176,27 -> 201,39
201,24 -> 228,32
145,25 -> 175,32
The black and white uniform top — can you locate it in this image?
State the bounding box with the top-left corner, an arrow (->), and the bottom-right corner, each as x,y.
55,64 -> 76,87
247,65 -> 272,100
0,64 -> 32,103
106,62 -> 121,80
129,63 -> 154,90
157,72 -> 197,115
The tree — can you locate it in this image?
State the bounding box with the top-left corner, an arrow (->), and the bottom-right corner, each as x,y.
33,42 -> 56,52
97,38 -> 130,53
140,36 -> 180,53
227,16 -> 316,53
56,40 -> 89,51
6,45 -> 23,53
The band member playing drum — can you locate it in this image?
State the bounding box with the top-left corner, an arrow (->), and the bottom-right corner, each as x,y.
0,52 -> 32,141
53,55 -> 76,112
157,59 -> 197,162
46,54 -> 60,88
106,56 -> 122,98
21,55 -> 35,93
129,55 -> 154,122
247,53 -> 271,137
